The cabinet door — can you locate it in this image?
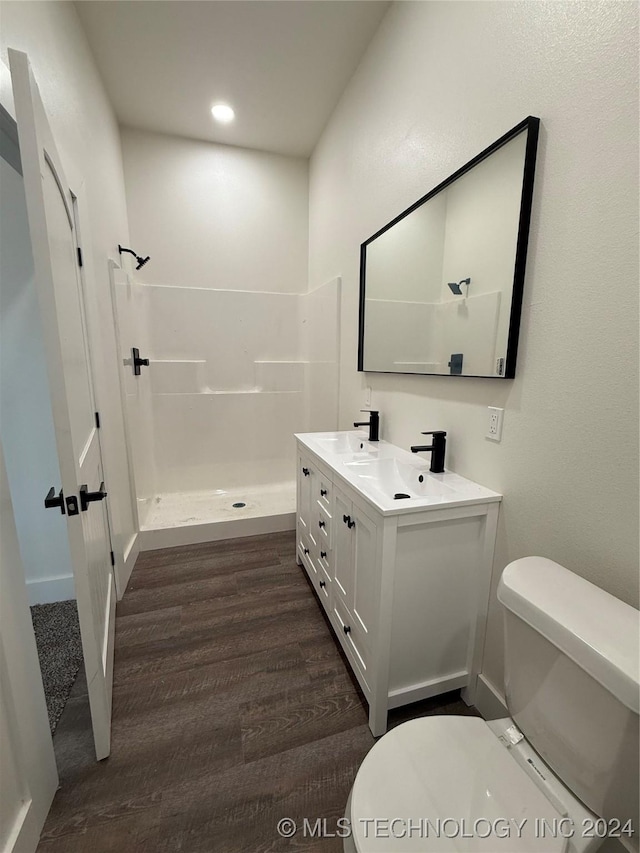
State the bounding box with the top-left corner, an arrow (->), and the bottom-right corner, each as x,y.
352,505 -> 377,639
297,453 -> 314,542
333,485 -> 354,604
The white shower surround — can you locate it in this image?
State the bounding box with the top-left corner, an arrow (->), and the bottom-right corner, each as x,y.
126,278 -> 340,549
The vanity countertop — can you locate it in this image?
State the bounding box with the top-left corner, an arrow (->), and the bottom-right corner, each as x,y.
295,430 -> 502,517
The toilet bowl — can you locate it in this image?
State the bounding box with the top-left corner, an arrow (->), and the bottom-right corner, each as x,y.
346,557 -> 639,853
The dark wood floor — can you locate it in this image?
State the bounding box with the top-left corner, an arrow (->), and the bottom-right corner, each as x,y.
38,531 -> 478,852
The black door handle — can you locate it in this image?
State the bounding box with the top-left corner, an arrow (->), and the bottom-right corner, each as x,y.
320,489 -> 327,497
44,487 -> 65,515
79,482 -> 107,512
132,347 -> 150,376
343,625 -> 351,634
302,467 -> 310,477
319,580 -> 326,588
320,551 -> 327,559
318,520 -> 325,529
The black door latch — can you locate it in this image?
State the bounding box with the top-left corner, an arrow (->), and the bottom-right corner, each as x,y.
79,482 -> 107,512
44,487 -> 65,514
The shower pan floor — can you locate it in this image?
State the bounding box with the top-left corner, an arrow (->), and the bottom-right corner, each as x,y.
139,481 -> 296,551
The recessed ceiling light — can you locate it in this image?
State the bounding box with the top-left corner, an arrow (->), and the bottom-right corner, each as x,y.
211,103 -> 235,124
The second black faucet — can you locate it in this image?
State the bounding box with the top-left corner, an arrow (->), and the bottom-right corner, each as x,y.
411,430 -> 447,473
354,409 -> 380,442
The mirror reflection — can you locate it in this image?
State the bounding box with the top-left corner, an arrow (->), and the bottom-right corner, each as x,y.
359,118 -> 539,378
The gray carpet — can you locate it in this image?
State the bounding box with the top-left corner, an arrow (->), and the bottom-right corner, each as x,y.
30,599 -> 84,734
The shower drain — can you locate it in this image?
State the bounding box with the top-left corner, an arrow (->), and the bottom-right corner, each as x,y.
232,502 -> 246,508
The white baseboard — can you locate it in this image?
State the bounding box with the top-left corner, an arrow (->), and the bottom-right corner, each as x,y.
474,673 -> 508,720
139,511 -> 296,551
26,573 -> 75,605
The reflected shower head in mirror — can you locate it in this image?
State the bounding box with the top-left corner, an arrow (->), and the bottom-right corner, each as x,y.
118,244 -> 151,271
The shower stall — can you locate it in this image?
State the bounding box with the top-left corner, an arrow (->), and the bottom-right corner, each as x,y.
111,268 -> 340,549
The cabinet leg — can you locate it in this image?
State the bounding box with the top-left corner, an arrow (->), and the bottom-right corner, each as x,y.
368,702 -> 388,738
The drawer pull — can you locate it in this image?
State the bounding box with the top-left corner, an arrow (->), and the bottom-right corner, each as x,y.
344,515 -> 356,529
320,488 -> 327,497
302,467 -> 310,477
319,580 -> 326,588
318,520 -> 325,529
320,551 -> 327,559
303,547 -> 309,555
343,624 -> 351,635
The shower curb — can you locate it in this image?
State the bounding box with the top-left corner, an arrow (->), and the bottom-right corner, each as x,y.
138,510 -> 295,551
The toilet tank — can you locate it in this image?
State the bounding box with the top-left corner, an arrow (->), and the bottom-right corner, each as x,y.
498,558 -> 639,842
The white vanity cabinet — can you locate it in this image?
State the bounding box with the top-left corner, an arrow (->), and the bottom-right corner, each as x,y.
295,433 -> 501,736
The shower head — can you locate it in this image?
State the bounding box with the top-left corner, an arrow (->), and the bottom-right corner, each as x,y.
118,244 -> 151,271
447,277 -> 471,296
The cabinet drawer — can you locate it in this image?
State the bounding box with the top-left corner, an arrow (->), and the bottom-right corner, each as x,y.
313,562 -> 331,611
318,546 -> 332,578
315,501 -> 332,550
332,595 -> 370,690
317,474 -> 332,510
298,535 -> 317,579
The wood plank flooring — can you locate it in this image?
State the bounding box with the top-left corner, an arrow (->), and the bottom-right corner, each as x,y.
37,531 -> 478,853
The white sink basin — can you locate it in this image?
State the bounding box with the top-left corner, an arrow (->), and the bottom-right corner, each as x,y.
295,430 -> 501,515
314,432 -> 379,455
345,457 -> 454,501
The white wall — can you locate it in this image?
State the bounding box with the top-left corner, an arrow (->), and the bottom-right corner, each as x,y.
121,127 -> 308,292
0,154 -> 73,603
309,0 -> 639,697
1,0 -> 137,585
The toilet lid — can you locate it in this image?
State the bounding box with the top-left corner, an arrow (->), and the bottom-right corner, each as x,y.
350,717 -> 567,853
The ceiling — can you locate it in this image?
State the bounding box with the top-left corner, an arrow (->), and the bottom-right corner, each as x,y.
76,1 -> 390,158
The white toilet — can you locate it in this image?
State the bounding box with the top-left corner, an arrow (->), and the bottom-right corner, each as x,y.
346,557 -> 639,853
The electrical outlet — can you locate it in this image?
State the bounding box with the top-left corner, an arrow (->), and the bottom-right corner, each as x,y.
486,407 -> 504,442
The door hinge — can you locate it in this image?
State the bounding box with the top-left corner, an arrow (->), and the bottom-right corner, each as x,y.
95,411 -> 101,428
110,550 -> 115,567
77,246 -> 83,267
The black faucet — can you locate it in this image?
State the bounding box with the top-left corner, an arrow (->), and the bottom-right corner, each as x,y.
411,430 -> 446,473
353,410 -> 380,442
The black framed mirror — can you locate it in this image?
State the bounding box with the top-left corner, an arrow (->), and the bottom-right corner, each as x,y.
358,116 -> 539,379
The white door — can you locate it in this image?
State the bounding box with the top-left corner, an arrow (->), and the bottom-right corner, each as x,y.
10,48 -> 115,760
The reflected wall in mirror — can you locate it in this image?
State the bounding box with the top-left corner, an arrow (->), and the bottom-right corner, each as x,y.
358,117 -> 539,378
